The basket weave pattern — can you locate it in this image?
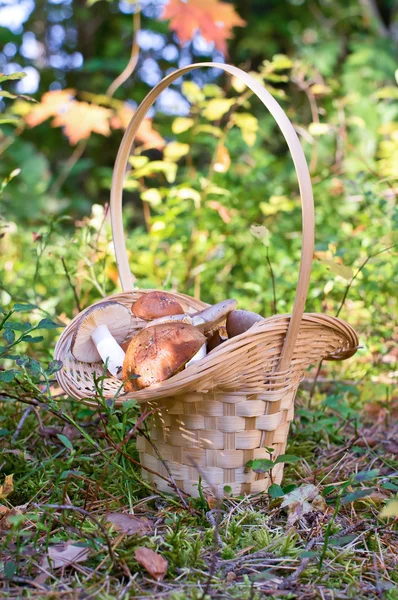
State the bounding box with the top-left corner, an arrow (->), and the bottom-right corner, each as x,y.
55,290 -> 358,496
55,63 -> 359,497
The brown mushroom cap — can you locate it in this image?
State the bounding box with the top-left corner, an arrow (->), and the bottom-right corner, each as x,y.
132,292 -> 184,320
122,322 -> 206,391
226,310 -> 263,338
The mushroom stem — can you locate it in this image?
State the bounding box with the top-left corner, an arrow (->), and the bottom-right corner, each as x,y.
185,342 -> 207,368
91,324 -> 125,378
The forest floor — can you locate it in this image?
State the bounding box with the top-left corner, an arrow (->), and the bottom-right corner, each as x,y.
0,381 -> 397,600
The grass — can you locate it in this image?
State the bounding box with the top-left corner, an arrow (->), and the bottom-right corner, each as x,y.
1,378 -> 397,599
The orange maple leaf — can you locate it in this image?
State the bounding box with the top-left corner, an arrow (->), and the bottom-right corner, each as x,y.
25,89 -> 75,127
162,0 -> 246,53
111,104 -> 165,149
52,102 -> 112,145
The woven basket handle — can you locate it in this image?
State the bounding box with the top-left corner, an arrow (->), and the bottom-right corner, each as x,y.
110,62 -> 314,370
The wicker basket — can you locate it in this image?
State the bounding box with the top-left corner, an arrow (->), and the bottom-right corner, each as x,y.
55,63 -> 358,497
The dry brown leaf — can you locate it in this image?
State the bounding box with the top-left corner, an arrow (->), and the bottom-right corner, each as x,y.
106,512 -> 153,536
281,484 -> 326,526
135,547 -> 168,581
52,101 -> 112,145
111,104 -> 164,149
25,89 -> 75,127
162,0 -> 246,53
0,474 -> 14,500
43,541 -> 89,570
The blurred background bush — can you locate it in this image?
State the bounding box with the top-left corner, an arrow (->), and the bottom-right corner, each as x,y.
0,0 -> 397,390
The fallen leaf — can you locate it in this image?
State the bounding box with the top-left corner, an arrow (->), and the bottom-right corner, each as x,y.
25,89 -> 75,127
106,513 -> 153,536
0,474 -> 14,500
135,547 -> 168,581
281,484 -> 326,526
43,541 -> 89,570
379,499 -> 398,518
161,0 -> 246,53
111,104 -> 164,149
52,101 -> 112,145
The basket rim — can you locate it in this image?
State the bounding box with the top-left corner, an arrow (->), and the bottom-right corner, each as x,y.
54,289 -> 359,404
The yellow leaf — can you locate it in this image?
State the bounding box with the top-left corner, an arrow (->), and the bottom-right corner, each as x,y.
0,474 -> 14,500
308,122 -> 330,136
172,117 -> 194,134
213,144 -> 231,173
231,76 -> 246,93
379,500 -> 398,518
233,113 -> 258,146
173,187 -> 201,203
193,124 -> 222,137
271,54 -> 292,70
316,256 -> 353,281
141,189 -> 162,206
202,98 -> 234,121
182,81 -> 204,103
310,84 -> 332,96
163,141 -> 189,162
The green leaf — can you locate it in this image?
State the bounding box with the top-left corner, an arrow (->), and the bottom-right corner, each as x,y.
0,370 -> 17,382
37,318 -> 63,330
274,454 -> 301,465
4,322 -> 32,331
21,335 -> 44,343
3,329 -> 15,344
342,488 -> 375,505
13,303 -> 37,312
0,72 -> 27,83
0,90 -> 35,102
328,535 -> 357,547
354,469 -> 380,482
247,458 -> 274,473
56,433 -> 74,451
0,117 -> 20,125
223,485 -> 232,495
381,481 -> 398,492
4,560 -> 16,579
268,484 -> 284,499
46,360 -> 63,376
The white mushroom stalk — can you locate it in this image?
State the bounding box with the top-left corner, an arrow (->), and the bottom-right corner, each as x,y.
90,324 -> 126,378
185,342 -> 207,368
71,301 -> 131,379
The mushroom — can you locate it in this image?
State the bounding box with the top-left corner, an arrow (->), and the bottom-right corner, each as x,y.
146,299 -> 238,333
226,309 -> 263,338
132,292 -> 184,320
207,326 -> 228,352
71,301 -> 131,378
123,322 -> 206,391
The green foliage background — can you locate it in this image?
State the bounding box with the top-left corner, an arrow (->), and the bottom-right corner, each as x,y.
0,0 -> 397,388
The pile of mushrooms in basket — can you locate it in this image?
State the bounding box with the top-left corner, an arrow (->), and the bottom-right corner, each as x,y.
71,292 -> 264,391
